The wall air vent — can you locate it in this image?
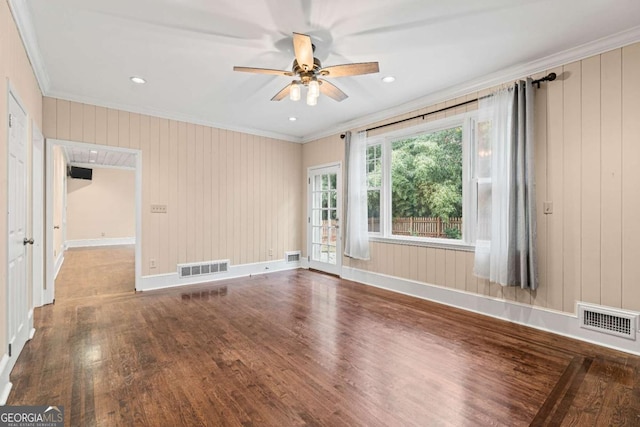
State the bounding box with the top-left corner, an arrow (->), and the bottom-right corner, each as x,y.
578,303 -> 638,340
285,251 -> 302,263
178,259 -> 230,279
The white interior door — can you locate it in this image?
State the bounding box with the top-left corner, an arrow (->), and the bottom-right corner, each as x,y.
308,164 -> 342,275
32,124 -> 44,308
7,92 -> 30,359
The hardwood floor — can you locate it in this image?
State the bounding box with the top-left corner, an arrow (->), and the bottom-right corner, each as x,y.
55,245 -> 135,300
8,248 -> 640,426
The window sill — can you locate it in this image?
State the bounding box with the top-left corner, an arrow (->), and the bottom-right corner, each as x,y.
368,235 -> 475,252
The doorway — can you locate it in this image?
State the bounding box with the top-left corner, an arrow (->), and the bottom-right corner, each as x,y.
44,139 -> 142,303
307,164 -> 342,275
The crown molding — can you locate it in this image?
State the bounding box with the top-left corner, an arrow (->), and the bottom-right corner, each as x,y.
301,25 -> 640,143
8,0 -> 50,93
45,90 -> 304,144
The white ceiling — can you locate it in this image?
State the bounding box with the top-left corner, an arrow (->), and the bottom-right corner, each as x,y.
12,0 -> 640,142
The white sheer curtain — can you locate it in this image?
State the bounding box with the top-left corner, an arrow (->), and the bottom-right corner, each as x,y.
474,79 -> 538,289
344,131 -> 370,260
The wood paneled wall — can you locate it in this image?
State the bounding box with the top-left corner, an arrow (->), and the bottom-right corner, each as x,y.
305,42 -> 640,314
0,0 -> 44,357
43,98 -> 303,275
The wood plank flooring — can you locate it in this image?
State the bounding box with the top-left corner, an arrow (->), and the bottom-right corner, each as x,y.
55,246 -> 135,300
8,247 -> 640,426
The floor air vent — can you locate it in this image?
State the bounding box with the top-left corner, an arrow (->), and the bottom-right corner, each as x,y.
578,303 -> 638,340
178,260 -> 229,279
285,251 -> 301,263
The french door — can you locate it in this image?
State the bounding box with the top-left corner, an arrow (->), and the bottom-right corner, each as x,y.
307,164 -> 342,275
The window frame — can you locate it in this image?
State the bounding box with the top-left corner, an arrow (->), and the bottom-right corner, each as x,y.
366,112 -> 478,250
366,143 -> 383,235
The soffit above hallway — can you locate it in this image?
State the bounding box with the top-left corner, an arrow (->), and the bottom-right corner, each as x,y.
11,0 -> 640,142
63,146 -> 136,169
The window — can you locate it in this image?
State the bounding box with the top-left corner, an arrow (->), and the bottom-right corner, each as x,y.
475,120 -> 492,242
366,144 -> 382,233
366,113 -> 476,245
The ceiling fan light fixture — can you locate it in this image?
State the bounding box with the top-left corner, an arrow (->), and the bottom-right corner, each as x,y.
308,79 -> 320,97
306,91 -> 318,106
290,81 -> 301,101
233,32 -> 378,104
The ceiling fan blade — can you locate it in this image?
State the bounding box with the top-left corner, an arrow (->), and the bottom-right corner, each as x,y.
319,79 -> 348,102
233,66 -> 294,77
293,32 -> 314,71
271,84 -> 292,101
319,62 -> 380,78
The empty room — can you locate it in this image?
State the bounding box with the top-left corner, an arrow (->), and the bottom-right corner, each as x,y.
1,0 -> 640,425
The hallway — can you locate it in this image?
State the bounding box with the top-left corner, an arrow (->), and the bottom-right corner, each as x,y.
54,245 -> 135,301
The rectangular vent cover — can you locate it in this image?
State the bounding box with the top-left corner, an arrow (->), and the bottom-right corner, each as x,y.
285,251 -> 301,263
578,303 -> 637,340
178,259 -> 230,279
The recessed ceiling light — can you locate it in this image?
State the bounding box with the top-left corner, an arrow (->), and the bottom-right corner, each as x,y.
382,76 -> 396,83
289,117 -> 297,121
90,150 -> 98,154
130,76 -> 146,84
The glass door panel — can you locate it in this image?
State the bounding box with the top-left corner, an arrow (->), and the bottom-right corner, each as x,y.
308,165 -> 341,274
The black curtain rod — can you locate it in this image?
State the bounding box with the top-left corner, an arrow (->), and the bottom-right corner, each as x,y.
340,72 -> 556,137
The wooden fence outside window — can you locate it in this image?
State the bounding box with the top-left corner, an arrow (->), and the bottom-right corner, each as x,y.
367,217 -> 462,239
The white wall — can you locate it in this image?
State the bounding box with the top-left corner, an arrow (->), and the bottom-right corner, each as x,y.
66,167 -> 135,241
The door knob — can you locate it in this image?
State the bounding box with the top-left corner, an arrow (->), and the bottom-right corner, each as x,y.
23,238 -> 34,245
54,225 -> 60,229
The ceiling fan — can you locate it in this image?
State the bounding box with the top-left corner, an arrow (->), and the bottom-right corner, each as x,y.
233,33 -> 380,106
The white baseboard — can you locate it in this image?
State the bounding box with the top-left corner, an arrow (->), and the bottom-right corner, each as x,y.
54,252 -> 64,280
139,258 -> 301,292
0,354 -> 11,405
341,267 -> 640,356
66,237 -> 135,248
28,309 -> 35,340
0,308 -> 34,406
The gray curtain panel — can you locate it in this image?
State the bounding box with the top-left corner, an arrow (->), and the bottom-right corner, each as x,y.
512,78 -> 538,289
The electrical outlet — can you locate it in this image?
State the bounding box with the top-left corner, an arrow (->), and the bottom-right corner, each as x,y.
151,204 -> 167,214
150,259 -> 156,268
268,248 -> 273,257
543,201 -> 553,214
101,232 -> 106,237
